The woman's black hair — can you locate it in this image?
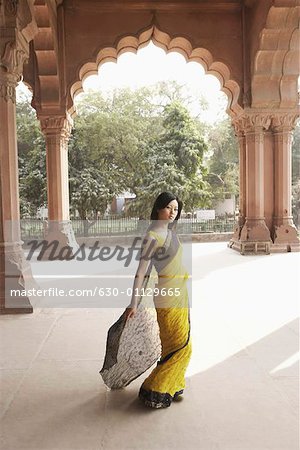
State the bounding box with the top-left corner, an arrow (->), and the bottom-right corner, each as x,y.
150,191 -> 183,229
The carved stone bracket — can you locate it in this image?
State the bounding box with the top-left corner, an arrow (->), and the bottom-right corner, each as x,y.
0,34 -> 30,104
0,0 -> 38,102
0,36 -> 29,102
1,40 -> 28,77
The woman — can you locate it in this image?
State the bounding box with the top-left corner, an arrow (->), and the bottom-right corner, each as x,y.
125,191 -> 192,409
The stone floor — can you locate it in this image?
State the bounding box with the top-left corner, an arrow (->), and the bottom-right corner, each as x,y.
0,242 -> 299,450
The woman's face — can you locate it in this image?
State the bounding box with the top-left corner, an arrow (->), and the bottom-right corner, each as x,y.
157,199 -> 179,222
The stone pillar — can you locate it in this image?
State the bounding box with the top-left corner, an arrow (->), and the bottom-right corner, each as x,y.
229,113 -> 272,254
0,42 -> 33,313
39,114 -> 78,257
240,115 -> 271,249
271,114 -> 300,252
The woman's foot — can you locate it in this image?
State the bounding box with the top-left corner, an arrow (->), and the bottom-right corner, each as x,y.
139,387 -> 172,408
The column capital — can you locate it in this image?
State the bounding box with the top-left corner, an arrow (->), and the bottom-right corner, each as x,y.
40,114 -> 74,139
271,113 -> 299,133
232,111 -> 272,136
233,110 -> 299,135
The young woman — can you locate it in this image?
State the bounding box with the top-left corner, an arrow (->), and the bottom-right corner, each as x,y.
124,191 -> 192,409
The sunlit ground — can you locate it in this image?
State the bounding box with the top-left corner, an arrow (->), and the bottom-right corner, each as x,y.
188,242 -> 299,377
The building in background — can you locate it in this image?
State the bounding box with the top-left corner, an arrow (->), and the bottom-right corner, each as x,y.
110,192 -> 136,215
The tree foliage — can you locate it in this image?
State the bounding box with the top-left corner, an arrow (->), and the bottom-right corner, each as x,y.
204,118 -> 239,207
292,121 -> 300,186
128,101 -> 210,215
71,86 -> 212,217
17,81 -> 242,219
16,95 -> 47,216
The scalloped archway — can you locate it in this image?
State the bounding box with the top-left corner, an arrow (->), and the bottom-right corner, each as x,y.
68,26 -> 243,119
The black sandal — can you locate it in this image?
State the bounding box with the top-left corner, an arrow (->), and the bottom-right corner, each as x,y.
173,389 -> 184,401
139,387 -> 172,408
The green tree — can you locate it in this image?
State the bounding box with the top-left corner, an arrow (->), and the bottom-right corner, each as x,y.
17,95 -> 47,216
70,167 -> 113,234
292,180 -> 300,228
291,122 -> 300,228
292,122 -> 300,185
72,88 -> 162,200
127,101 -> 211,216
205,118 -> 239,208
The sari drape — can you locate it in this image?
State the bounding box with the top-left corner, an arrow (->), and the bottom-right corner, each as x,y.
138,228 -> 192,408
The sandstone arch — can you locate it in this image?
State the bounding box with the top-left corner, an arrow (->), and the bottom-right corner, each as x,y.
69,26 -> 243,118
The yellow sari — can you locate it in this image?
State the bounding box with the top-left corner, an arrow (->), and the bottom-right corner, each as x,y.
139,228 -> 192,408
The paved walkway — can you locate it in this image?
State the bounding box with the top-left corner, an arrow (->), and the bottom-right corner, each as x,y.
0,242 -> 299,450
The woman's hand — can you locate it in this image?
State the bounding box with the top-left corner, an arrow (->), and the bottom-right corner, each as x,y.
124,305 -> 137,321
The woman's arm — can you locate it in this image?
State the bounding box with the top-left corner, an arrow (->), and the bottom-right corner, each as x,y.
124,234 -> 158,320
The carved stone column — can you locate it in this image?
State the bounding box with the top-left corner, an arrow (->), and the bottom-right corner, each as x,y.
271,114 -> 300,252
240,115 -> 271,247
39,114 -> 78,257
0,23 -> 34,312
229,113 -> 272,254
